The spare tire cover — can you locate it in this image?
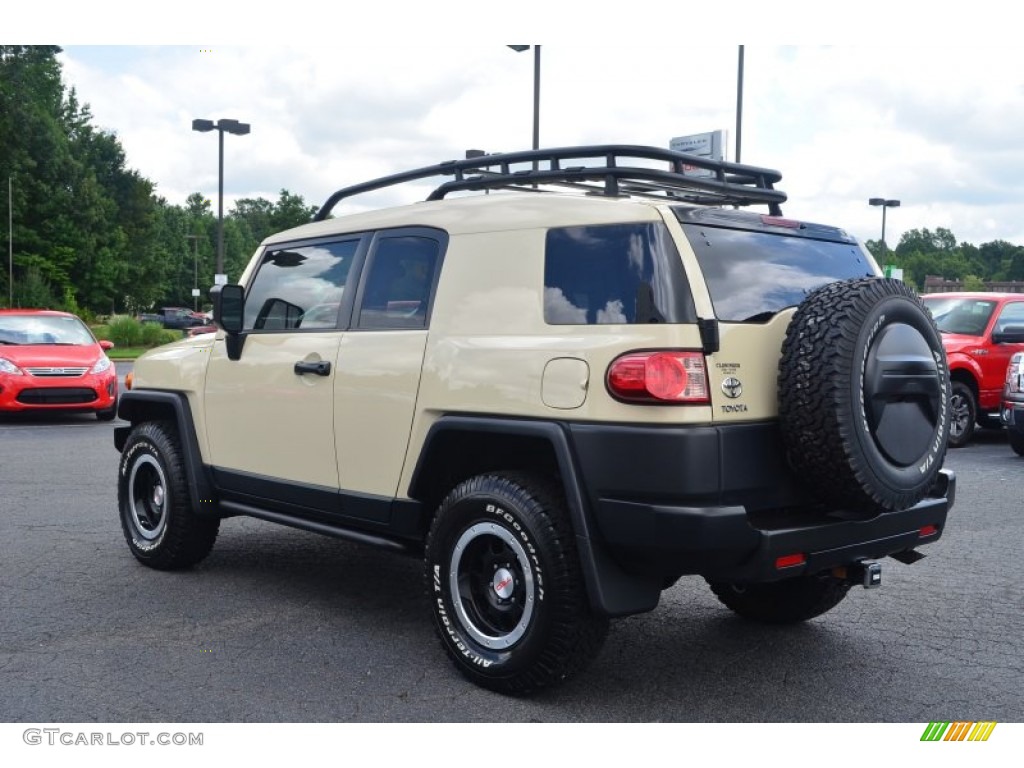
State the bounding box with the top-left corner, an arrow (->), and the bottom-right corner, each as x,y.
778,277 -> 950,513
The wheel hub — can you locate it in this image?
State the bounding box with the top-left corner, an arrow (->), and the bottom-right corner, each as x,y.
127,454 -> 169,542
492,567 -> 515,600
449,522 -> 535,650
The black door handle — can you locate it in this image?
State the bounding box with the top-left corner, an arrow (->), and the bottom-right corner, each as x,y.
294,360 -> 331,376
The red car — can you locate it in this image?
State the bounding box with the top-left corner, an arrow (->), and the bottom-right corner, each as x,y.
921,292 -> 1024,446
0,309 -> 118,420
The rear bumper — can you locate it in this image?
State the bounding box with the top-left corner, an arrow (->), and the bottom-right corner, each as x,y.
593,471 -> 953,583
569,421 -> 955,584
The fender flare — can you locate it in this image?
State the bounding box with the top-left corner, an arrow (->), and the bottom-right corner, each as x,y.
114,390 -> 218,518
410,416 -> 662,617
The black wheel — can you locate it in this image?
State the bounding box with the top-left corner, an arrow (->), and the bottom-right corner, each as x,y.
118,421 -> 219,570
947,381 -> 976,448
1009,430 -> 1024,457
425,473 -> 608,695
779,277 -> 950,513
706,574 -> 851,624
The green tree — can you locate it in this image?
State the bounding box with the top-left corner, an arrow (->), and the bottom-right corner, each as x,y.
962,274 -> 986,291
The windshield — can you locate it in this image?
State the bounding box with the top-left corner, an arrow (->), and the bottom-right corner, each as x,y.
921,297 -> 996,336
0,314 -> 96,345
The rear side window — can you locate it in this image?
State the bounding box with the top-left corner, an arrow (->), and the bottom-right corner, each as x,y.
680,223 -> 874,322
356,235 -> 441,330
544,222 -> 695,325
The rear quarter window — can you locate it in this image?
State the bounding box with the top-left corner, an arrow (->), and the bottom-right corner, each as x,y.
544,222 -> 696,325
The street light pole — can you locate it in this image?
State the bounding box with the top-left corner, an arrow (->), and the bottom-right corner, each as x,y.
868,197 -> 901,251
508,45 -> 541,167
192,118 -> 250,283
736,45 -> 744,163
7,175 -> 12,307
185,235 -> 200,311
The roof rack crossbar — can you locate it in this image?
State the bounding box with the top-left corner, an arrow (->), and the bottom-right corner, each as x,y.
313,144 -> 786,221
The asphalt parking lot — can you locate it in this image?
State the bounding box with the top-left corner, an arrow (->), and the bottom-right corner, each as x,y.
0,400 -> 1021,723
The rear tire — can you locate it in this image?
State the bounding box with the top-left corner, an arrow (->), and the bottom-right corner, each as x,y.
118,421 -> 219,570
706,574 -> 851,624
425,472 -> 608,695
1009,430 -> 1024,457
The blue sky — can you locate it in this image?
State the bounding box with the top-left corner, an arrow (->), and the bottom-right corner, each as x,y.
16,3 -> 1024,250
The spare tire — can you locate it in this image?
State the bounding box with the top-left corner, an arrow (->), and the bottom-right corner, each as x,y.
778,277 -> 950,513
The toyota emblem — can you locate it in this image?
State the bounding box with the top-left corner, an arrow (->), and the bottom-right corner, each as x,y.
721,377 -> 743,399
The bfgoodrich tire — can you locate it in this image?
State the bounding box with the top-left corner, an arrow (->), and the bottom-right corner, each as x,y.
118,421 -> 219,570
779,278 -> 950,513
425,473 -> 608,695
706,575 -> 851,624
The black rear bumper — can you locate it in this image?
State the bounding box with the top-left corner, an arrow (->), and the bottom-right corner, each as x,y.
569,422 -> 955,584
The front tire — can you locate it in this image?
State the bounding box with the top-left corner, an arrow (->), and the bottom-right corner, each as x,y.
118,421 -> 219,570
706,574 -> 851,624
948,381 -> 976,448
425,473 -> 608,695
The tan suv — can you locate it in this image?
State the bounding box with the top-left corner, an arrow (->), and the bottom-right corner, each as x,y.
114,145 -> 955,694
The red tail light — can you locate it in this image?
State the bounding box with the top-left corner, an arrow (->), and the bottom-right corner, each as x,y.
606,351 -> 709,404
775,553 -> 806,569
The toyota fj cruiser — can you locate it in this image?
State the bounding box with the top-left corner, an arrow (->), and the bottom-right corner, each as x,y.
114,145 -> 955,694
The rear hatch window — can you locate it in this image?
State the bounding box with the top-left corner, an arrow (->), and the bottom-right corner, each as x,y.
673,208 -> 875,322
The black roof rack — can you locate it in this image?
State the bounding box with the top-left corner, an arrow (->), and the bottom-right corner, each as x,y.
313,144 -> 786,221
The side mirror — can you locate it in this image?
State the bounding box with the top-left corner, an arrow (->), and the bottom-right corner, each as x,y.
213,283 -> 244,333
211,284 -> 245,360
99,340 -> 115,351
992,325 -> 1024,344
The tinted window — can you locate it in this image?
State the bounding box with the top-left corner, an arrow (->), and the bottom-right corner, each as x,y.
544,222 -> 694,325
680,223 -> 874,322
244,240 -> 358,331
357,236 -> 440,330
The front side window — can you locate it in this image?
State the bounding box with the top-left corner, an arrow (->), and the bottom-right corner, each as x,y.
995,301 -> 1024,333
544,222 -> 694,325
244,240 -> 359,331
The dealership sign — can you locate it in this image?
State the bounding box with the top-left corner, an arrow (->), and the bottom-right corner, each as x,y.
670,130 -> 727,178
